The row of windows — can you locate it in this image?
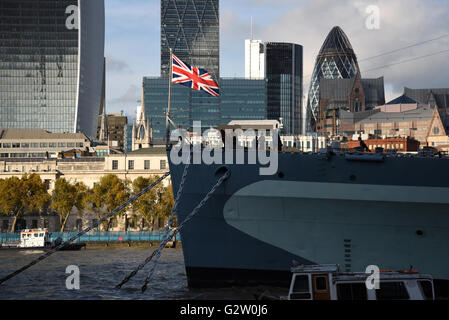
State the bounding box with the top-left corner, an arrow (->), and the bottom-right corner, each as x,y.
0,142 -> 83,149
112,160 -> 167,171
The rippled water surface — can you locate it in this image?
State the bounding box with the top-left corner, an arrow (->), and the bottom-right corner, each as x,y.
0,246 -> 287,300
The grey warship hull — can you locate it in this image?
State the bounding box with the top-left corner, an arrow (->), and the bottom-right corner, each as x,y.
169,150 -> 449,293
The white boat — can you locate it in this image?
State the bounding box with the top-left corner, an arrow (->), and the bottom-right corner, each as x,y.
287,264 -> 435,300
0,228 -> 86,251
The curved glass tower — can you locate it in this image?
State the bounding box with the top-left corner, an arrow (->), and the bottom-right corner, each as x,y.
306,26 -> 359,131
0,0 -> 105,138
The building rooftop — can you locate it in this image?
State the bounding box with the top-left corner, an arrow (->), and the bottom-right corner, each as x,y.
319,76 -> 385,108
404,87 -> 449,110
0,129 -> 89,141
126,147 -> 167,155
386,94 -> 421,105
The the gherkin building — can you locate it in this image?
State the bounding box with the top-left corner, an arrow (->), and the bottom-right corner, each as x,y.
306,26 -> 360,131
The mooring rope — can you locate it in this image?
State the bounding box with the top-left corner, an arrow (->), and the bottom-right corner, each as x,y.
0,172 -> 171,287
116,168 -> 230,292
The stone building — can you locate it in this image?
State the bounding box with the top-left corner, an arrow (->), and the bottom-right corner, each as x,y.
97,112 -> 128,151
0,130 -> 91,159
337,95 -> 449,147
317,73 -> 385,136
0,148 -> 170,232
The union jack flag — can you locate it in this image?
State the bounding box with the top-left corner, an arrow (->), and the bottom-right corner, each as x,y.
172,54 -> 219,97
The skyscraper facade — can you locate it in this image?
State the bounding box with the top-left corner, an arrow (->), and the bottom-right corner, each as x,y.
143,77 -> 267,143
0,0 -> 105,138
161,0 -> 219,79
245,39 -> 265,80
306,26 -> 360,131
265,42 -> 303,135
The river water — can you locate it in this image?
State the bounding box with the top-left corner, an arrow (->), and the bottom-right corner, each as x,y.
0,247 -> 287,300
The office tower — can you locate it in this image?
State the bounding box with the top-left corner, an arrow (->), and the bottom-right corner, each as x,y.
0,0 -> 105,138
265,42 -> 303,135
245,39 -> 265,79
160,0 -> 219,79
307,26 -> 359,131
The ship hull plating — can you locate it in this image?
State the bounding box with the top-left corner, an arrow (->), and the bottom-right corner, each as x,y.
169,151 -> 449,288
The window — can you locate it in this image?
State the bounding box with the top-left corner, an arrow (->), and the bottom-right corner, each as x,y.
376,282 -> 409,300
112,160 -> 118,170
128,160 -> 134,170
144,160 -> 150,170
418,281 -> 433,300
58,143 -> 66,148
337,283 -> 368,300
290,275 -> 311,300
67,143 -> 75,148
49,143 -> 56,148
40,143 -> 48,148
315,276 -> 328,291
433,127 -> 440,135
160,160 -> 167,170
32,220 -> 38,228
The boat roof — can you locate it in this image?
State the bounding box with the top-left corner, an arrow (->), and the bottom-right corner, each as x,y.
291,265 -> 433,281
20,228 -> 48,233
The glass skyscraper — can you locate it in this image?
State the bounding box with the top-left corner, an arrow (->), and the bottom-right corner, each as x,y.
265,42 -> 303,135
0,0 -> 105,138
307,26 -> 359,131
145,0 -> 269,143
161,0 -> 219,79
144,77 -> 267,143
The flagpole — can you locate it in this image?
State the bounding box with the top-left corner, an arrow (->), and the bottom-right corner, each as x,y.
166,48 -> 173,150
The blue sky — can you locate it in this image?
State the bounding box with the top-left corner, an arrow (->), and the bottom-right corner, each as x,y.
105,0 -> 449,119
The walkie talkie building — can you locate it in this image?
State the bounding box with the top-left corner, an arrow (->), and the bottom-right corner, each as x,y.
0,0 -> 105,138
306,26 -> 359,131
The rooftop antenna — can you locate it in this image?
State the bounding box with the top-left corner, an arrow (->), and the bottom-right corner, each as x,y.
250,16 -> 253,40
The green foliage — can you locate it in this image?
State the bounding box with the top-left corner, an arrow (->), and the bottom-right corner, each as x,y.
50,178 -> 88,232
86,174 -> 130,231
0,174 -> 50,232
0,173 -> 174,232
131,177 -> 174,230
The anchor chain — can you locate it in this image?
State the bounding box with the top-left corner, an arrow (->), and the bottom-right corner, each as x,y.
116,166 -> 230,292
141,169 -> 230,293
116,152 -> 192,289
0,172 -> 171,287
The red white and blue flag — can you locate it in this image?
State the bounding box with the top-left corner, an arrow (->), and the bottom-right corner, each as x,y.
171,54 -> 219,97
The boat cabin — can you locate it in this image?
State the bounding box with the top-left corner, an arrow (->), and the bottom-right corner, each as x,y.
288,264 -> 435,301
20,228 -> 50,248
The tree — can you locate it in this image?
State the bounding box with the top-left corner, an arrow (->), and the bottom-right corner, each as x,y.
50,178 -> 87,232
131,176 -> 160,230
0,174 -> 50,232
131,177 -> 175,231
155,183 -> 175,228
86,174 -> 130,231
